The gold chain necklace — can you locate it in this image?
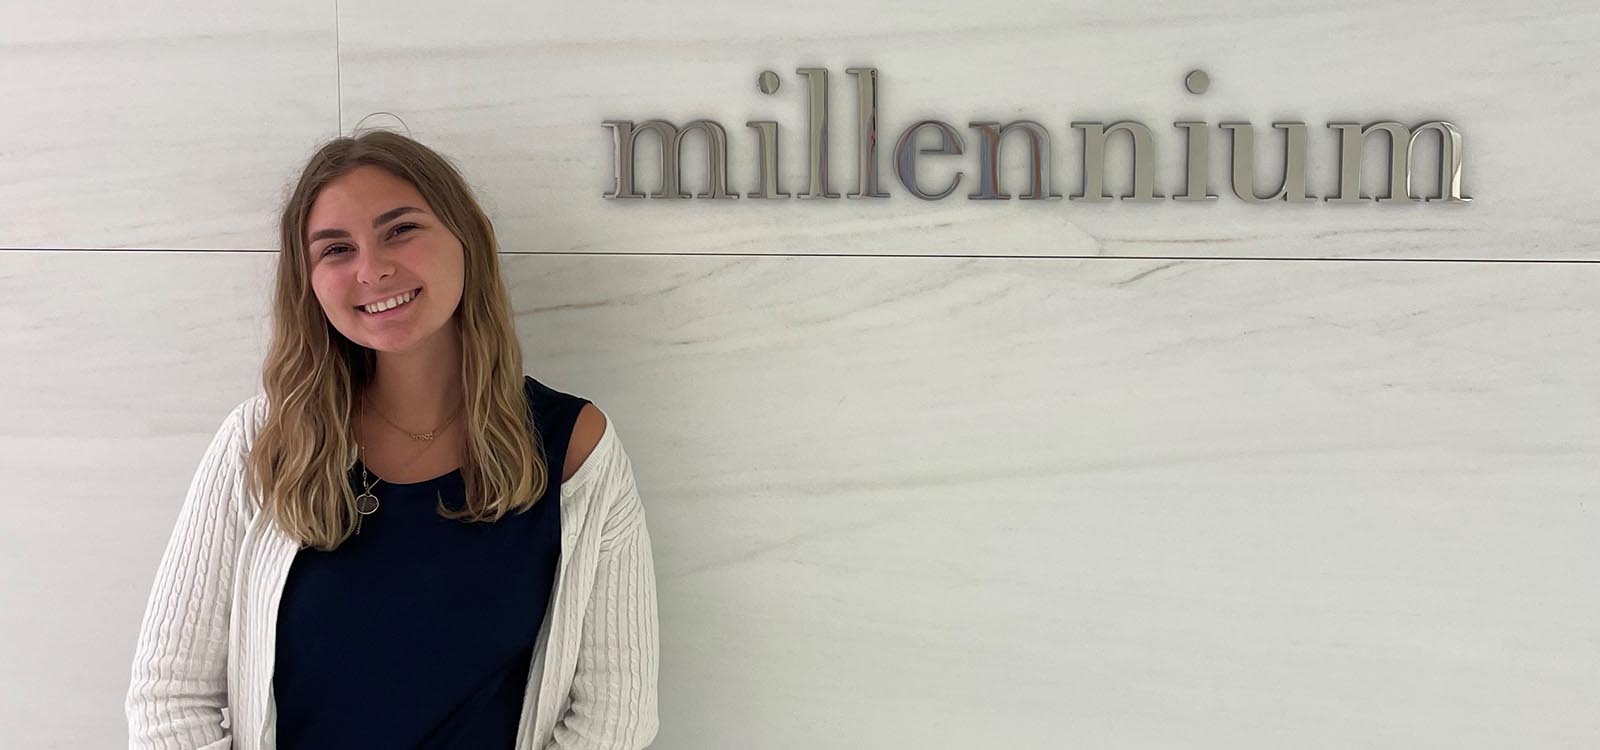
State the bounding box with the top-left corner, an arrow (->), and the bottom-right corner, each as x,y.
353,394 -> 464,535
367,395 -> 463,441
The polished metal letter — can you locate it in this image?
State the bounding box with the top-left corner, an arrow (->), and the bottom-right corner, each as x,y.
1069,121 -> 1162,202
846,67 -> 889,199
796,67 -> 839,199
1218,122 -> 1315,203
893,120 -> 965,201
1326,121 -> 1471,204
602,119 -> 738,200
1172,121 -> 1218,201
602,120 -> 658,199
967,121 -> 1060,200
745,121 -> 789,199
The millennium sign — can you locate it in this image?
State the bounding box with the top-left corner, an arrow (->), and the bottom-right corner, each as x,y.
602,67 -> 1469,204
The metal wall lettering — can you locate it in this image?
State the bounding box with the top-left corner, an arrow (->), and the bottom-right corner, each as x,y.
1221,122 -> 1314,202
1173,121 -> 1219,201
1327,121 -> 1470,203
743,120 -> 788,199
602,67 -> 1472,205
846,67 -> 890,199
795,67 -> 839,199
968,121 -> 1059,201
893,121 -> 965,201
1071,121 -> 1162,202
602,119 -> 738,200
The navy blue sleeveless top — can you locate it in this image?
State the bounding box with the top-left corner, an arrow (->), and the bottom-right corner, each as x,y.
273,376 -> 588,749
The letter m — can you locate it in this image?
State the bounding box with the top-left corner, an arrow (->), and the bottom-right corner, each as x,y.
601,119 -> 737,200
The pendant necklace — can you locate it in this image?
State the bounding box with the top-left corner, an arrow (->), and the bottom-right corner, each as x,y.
354,394 -> 463,535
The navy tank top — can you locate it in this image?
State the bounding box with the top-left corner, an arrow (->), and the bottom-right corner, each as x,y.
272,376 -> 588,749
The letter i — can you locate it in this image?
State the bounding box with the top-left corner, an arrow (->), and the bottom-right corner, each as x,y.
746,70 -> 791,199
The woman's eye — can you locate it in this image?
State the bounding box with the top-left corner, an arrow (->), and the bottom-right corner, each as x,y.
319,224 -> 418,257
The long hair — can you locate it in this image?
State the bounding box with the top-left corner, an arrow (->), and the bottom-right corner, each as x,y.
244,129 -> 547,551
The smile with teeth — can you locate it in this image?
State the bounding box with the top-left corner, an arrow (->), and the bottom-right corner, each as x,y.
358,288 -> 422,315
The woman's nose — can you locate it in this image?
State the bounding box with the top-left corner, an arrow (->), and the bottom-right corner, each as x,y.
355,245 -> 395,284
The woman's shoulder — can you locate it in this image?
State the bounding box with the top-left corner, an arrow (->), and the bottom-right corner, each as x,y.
229,391 -> 272,447
565,402 -> 607,483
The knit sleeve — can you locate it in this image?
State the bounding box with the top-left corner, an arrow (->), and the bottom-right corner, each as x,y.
547,421 -> 661,749
125,402 -> 249,749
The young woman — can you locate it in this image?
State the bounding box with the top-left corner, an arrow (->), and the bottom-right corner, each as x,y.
125,131 -> 659,749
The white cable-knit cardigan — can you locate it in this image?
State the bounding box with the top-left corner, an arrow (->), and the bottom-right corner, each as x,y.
125,393 -> 660,749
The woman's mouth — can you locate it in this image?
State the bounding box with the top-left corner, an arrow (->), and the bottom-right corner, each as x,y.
356,287 -> 423,317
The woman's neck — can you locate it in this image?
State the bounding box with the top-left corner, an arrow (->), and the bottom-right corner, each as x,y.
363,327 -> 465,429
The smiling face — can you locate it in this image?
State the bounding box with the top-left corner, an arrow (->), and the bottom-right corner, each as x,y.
305,165 -> 466,354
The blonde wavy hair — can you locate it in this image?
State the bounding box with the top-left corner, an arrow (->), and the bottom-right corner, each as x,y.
244,129 -> 547,551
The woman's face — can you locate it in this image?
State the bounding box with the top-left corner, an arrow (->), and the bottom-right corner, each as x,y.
305,165 -> 465,354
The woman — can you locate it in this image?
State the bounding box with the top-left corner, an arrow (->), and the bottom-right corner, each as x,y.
125,130 -> 659,749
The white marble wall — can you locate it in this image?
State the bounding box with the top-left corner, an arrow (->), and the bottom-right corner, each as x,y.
2,1 -> 1596,748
